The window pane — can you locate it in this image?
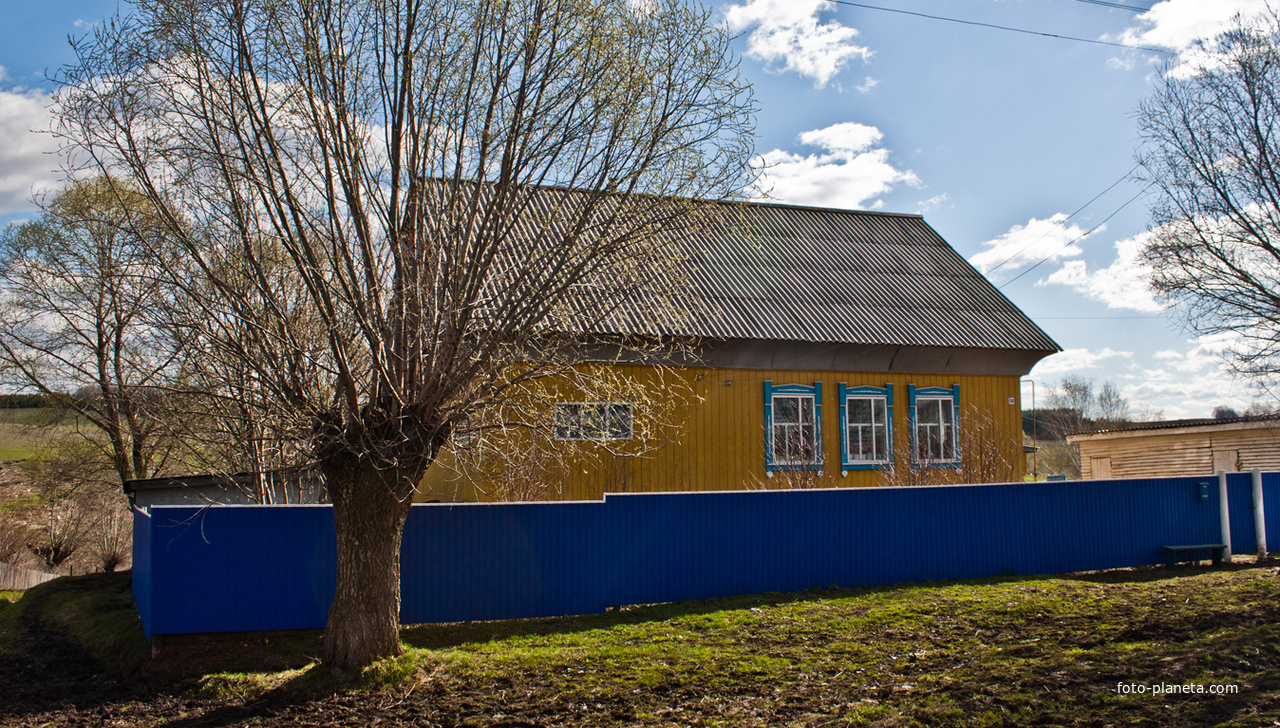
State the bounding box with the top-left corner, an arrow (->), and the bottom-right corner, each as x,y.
772,393 -> 817,464
918,399 -> 940,424
849,398 -> 872,424
915,396 -> 955,461
554,402 -> 632,441
606,403 -> 632,439
554,403 -> 580,440
846,395 -> 887,462
775,396 -> 800,424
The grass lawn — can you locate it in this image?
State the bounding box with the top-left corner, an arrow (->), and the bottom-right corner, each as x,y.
0,407 -> 57,462
1,565 -> 1278,726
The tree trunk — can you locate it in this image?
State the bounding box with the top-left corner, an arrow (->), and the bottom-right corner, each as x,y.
321,461 -> 415,672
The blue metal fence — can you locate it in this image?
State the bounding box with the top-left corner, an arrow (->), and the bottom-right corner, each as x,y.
132,473 -> 1280,639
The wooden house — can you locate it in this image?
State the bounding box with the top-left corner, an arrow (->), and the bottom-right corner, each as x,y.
418,200 -> 1060,501
1068,415 -> 1280,479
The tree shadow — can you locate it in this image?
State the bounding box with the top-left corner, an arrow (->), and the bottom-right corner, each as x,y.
399,560 -> 1279,650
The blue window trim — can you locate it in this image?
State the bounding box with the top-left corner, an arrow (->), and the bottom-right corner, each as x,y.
838,383 -> 893,471
907,384 -> 961,468
764,381 -> 823,472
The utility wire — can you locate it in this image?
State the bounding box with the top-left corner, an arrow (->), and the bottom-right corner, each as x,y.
825,0 -> 1176,55
984,164 -> 1140,277
998,188 -> 1147,289
1071,0 -> 1153,13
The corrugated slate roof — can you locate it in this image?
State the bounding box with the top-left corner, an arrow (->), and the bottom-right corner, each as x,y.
604,200 -> 1060,353
1071,413 -> 1280,437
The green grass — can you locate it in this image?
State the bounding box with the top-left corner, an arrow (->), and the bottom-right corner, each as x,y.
0,407 -> 68,461
5,567 -> 1280,726
0,573 -> 149,676
0,492 -> 41,514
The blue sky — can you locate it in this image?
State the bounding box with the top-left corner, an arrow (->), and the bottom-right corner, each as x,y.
0,0 -> 1269,418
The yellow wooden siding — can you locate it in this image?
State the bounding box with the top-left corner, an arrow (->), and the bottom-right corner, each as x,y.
1076,425 -> 1280,478
418,365 -> 1026,501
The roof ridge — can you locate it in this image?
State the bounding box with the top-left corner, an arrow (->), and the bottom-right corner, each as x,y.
718,197 -> 926,219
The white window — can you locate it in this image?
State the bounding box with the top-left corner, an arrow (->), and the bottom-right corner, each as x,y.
772,394 -> 818,465
765,381 -> 823,470
553,402 -> 633,441
910,385 -> 959,464
847,395 -> 889,462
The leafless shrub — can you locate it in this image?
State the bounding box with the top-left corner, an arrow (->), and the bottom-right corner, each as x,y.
880,404 -> 1020,487
0,518 -> 36,568
21,440 -> 131,572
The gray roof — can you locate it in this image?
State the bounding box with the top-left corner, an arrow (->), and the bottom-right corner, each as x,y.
1072,413 -> 1280,437
609,201 -> 1059,353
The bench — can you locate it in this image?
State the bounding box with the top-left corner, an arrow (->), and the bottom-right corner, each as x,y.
1161,544 -> 1227,568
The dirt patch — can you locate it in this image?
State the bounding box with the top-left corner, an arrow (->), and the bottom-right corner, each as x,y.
3,566 -> 1280,727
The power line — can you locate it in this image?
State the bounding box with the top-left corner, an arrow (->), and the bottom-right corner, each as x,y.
998,188 -> 1148,289
984,164 -> 1140,277
824,0 -> 1176,55
1071,0 -> 1153,13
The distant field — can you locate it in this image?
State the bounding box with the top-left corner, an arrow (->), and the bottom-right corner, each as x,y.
0,408 -> 59,461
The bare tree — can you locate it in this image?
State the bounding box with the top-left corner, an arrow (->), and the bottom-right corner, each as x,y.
1095,381 -> 1130,429
0,177 -> 184,486
878,404 -> 1019,487
1045,374 -> 1094,439
1213,405 -> 1241,420
1040,375 -> 1132,477
59,0 -> 754,669
1136,10 -> 1280,392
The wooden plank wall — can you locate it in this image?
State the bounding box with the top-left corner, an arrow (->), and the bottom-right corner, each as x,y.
1079,425 -> 1280,479
0,562 -> 57,591
420,365 -> 1025,501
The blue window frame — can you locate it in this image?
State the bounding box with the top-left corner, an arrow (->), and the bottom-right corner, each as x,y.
839,383 -> 893,471
908,384 -> 960,466
764,381 -> 823,471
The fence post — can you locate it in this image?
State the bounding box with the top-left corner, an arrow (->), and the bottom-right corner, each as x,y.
1253,468 -> 1268,559
1219,470 -> 1233,563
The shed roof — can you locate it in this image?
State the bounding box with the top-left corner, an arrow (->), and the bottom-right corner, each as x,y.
1067,413 -> 1280,441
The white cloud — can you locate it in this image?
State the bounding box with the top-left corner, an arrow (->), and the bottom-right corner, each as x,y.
1117,0 -> 1271,75
968,213 -> 1091,278
723,0 -> 871,88
0,84 -> 61,214
1118,334 -> 1253,418
754,122 -> 919,209
1040,232 -> 1164,313
856,76 -> 879,93
916,192 -> 951,213
1030,347 -> 1133,376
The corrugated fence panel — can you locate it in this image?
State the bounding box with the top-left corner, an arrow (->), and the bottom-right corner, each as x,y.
605,477 -> 1222,609
1227,472 -> 1258,555
401,501 -> 611,624
143,505 -> 336,637
1265,472 -> 1280,552
131,507 -> 152,635
135,474 -> 1261,638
